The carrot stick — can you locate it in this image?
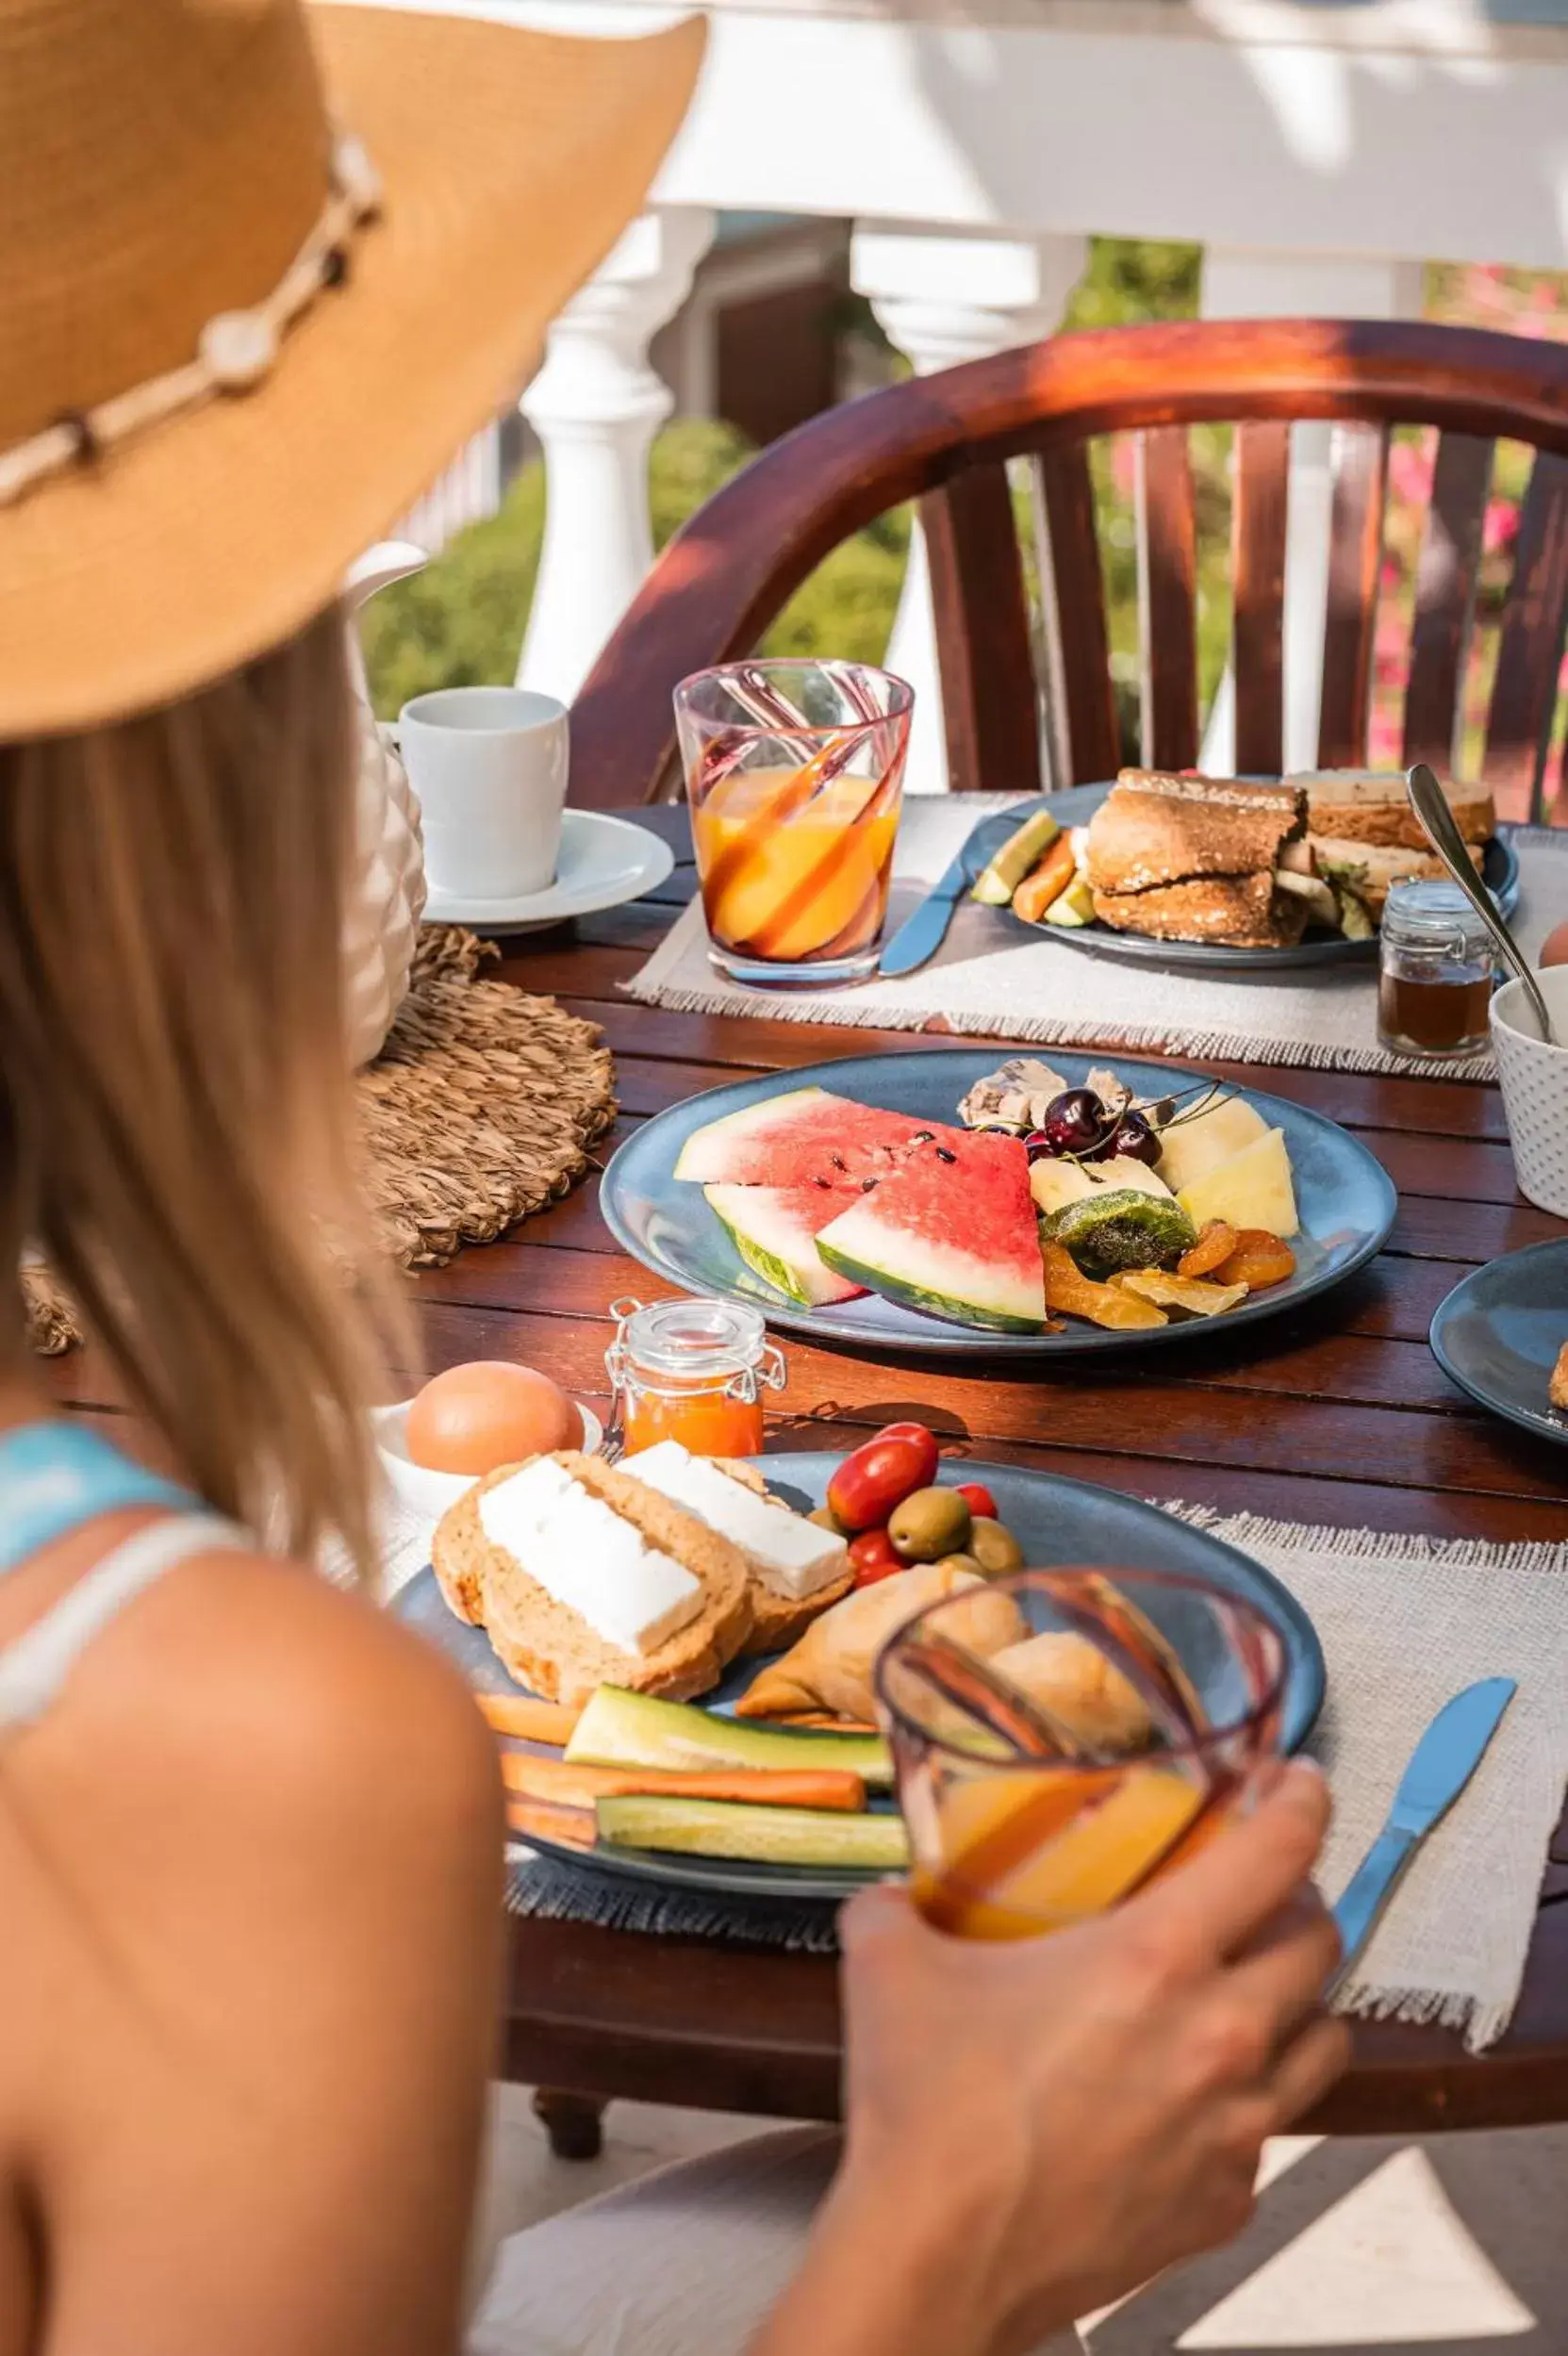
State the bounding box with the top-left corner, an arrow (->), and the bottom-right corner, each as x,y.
500,1752 -> 867,1814
769,1712 -> 881,1736
477,1693 -> 580,1746
505,1796 -> 596,1851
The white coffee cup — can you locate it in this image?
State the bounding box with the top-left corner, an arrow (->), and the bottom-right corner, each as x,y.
1492,965 -> 1568,1218
397,686 -> 569,899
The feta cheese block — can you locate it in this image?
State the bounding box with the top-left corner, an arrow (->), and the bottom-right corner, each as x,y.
478,1456 -> 703,1656
625,1440 -> 849,1602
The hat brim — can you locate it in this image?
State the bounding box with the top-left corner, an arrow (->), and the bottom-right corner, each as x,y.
0,6 -> 706,736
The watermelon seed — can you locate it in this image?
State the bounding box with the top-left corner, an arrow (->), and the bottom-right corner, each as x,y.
861,1178 -> 878,1192
812,1176 -> 833,1190
934,1146 -> 957,1162
830,1154 -> 848,1171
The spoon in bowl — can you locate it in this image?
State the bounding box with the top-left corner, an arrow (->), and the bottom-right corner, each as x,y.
1406,763 -> 1556,1045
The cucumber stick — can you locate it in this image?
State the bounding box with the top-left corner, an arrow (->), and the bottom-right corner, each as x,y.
568,1685 -> 894,1791
971,809 -> 1060,905
597,1794 -> 909,1871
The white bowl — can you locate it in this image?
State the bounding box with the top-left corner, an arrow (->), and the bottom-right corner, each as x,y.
371,1395 -> 604,1520
1491,968 -> 1568,1218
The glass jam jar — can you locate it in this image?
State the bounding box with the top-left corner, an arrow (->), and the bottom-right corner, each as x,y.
1378,879 -> 1494,1059
605,1296 -> 785,1458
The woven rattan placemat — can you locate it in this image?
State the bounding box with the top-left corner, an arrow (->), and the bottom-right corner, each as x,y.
25,925 -> 616,1351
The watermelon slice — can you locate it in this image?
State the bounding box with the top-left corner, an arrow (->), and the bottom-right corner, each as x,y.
815,1130 -> 1047,1332
703,1184 -> 868,1307
673,1086 -> 938,1187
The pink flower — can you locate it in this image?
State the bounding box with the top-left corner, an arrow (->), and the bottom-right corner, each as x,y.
1484,497 -> 1520,553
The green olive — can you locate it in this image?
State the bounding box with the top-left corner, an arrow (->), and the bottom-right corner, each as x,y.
888,1486 -> 973,1563
968,1517 -> 1025,1576
808,1503 -> 852,1537
933,1553 -> 983,1579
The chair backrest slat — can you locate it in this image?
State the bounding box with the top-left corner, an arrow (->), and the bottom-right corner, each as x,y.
1401,431 -> 1493,774
1135,426 -> 1199,770
1033,440 -> 1119,783
1316,422 -> 1389,767
1485,449 -> 1568,819
1231,419 -> 1291,775
921,463 -> 1042,795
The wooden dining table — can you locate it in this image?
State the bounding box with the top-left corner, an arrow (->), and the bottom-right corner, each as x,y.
57,803 -> 1568,2142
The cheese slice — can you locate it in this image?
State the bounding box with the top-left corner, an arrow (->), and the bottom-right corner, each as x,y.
625,1440 -> 850,1602
478,1457 -> 702,1656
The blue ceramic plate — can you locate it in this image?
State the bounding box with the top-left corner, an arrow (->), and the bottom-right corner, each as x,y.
966,785 -> 1520,974
1429,1241 -> 1568,1445
395,1453 -> 1326,1902
600,1046 -> 1396,1359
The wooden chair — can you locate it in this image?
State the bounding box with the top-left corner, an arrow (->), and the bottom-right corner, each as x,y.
569,318 -> 1568,818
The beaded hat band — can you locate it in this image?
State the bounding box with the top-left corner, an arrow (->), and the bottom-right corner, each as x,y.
0,132 -> 382,511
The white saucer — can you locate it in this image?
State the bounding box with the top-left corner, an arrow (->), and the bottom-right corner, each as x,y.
422,808 -> 673,932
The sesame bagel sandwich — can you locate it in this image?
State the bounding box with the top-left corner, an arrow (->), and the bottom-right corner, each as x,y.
433,1449 -> 753,1707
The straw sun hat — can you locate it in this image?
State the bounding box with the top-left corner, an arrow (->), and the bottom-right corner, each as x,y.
0,0 -> 706,736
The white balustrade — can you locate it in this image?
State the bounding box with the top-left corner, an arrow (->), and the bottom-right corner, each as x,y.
516,206 -> 715,704
351,0 -> 1568,778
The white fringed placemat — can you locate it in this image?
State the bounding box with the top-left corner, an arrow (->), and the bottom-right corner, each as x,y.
625,796 -> 1568,1079
378,1493 -> 1568,2045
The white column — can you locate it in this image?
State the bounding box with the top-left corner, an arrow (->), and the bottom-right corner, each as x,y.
850,227 -> 1088,793
1200,247 -> 1426,773
518,206 -> 716,705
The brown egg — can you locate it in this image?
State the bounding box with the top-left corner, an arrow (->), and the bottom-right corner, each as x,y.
404,1361 -> 582,1475
1541,922 -> 1568,969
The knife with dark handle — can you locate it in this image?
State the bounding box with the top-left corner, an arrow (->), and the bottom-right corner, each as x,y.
1330,1675 -> 1516,1987
878,816 -> 999,977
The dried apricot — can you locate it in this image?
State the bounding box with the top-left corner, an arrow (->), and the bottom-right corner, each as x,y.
1178,1220 -> 1238,1279
1214,1228 -> 1296,1291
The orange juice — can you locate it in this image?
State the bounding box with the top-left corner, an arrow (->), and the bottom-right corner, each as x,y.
693,767 -> 900,964
913,1758 -> 1213,1940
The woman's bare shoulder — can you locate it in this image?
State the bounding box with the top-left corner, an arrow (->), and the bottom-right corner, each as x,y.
19,1537 -> 503,1936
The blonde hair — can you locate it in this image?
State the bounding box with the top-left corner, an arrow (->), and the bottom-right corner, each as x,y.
0,608 -> 396,1574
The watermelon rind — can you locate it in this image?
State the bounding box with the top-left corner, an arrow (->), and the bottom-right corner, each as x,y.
702,1184 -> 866,1308
816,1208 -> 1046,1333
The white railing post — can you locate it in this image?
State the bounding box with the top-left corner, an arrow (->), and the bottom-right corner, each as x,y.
850,227 -> 1087,792
517,205 -> 716,705
1200,247 -> 1425,773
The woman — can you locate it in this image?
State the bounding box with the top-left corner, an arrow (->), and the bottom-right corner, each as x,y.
0,6 -> 1346,2352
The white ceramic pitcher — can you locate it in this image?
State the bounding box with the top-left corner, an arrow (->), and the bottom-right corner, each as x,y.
342,541 -> 429,1067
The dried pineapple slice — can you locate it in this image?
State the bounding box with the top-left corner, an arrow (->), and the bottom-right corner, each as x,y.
1042,1241 -> 1167,1330
1112,1269 -> 1248,1318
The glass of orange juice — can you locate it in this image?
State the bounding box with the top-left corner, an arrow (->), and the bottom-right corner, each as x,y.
674,659 -> 913,986
875,1567 -> 1288,1941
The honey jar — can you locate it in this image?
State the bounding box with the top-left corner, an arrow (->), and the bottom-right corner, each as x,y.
605,1296 -> 785,1458
1378,879 -> 1494,1059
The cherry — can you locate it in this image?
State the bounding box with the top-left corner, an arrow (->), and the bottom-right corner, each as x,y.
1041,1088 -> 1114,1161
1110,1109 -> 1162,1166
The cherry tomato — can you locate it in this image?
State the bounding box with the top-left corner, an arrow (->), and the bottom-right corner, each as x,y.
827,1423 -> 939,1530
849,1527 -> 903,1586
955,1480 -> 998,1520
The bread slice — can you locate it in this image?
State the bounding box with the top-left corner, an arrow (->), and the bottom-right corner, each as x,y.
1093,872 -> 1308,947
1293,770 -> 1494,850
433,1450 -> 753,1707
1310,836 -> 1484,916
1087,771 -> 1306,897
630,1455 -> 855,1656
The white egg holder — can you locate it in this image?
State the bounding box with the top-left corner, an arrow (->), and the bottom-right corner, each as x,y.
371,1394 -> 604,1520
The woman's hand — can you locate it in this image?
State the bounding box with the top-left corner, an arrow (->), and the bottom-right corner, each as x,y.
752,1761 -> 1346,2356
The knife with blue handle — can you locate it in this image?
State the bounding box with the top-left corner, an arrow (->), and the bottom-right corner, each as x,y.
877,814 -> 999,978
1331,1675 -> 1515,1984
